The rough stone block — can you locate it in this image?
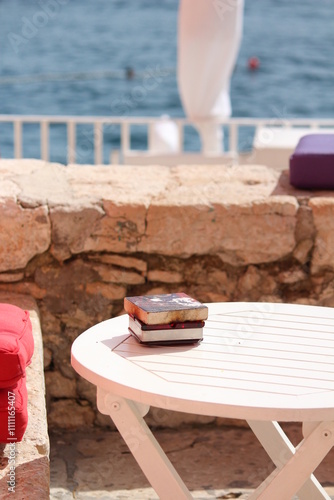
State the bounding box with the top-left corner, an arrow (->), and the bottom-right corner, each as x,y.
309,198 -> 334,273
85,282 -> 127,300
139,198 -> 298,265
44,372 -> 76,400
92,264 -> 145,285
145,408 -> 216,429
48,399 -> 94,429
0,200 -> 50,272
88,254 -> 148,273
78,202 -> 147,254
0,272 -> 24,283
147,270 -> 183,283
50,207 -> 104,261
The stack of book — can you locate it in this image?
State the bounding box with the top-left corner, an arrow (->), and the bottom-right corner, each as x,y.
124,293 -> 208,345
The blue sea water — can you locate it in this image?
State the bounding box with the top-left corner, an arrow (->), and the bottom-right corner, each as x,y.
0,0 -> 334,162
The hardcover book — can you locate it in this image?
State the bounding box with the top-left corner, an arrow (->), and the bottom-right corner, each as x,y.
124,293 -> 208,325
129,328 -> 203,346
128,315 -> 204,343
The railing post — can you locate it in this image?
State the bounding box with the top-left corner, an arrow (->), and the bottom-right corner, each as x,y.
121,122 -> 130,161
94,122 -> 103,165
40,121 -> 49,162
177,121 -> 184,153
148,122 -> 154,152
229,122 -> 238,155
14,121 -> 23,159
67,121 -> 76,164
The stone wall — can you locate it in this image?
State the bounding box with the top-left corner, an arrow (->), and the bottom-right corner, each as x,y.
1,159 -> 334,430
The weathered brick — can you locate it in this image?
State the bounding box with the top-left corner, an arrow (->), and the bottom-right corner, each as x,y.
45,371 -> 77,399
92,264 -> 145,285
147,269 -> 183,283
0,200 -> 50,272
309,198 -> 334,273
88,253 -> 147,272
85,282 -> 126,300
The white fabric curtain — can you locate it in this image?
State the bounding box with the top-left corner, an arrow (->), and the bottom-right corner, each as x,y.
177,0 -> 244,154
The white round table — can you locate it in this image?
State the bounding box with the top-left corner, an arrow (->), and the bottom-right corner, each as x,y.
71,302 -> 334,500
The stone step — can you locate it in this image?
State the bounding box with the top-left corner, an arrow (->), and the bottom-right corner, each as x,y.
0,292 -> 49,499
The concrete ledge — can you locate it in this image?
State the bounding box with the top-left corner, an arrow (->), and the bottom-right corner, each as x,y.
252,127 -> 334,170
0,293 -> 49,499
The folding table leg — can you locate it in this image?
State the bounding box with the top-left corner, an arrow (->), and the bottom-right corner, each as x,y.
248,420 -> 334,500
97,387 -> 193,500
248,420 -> 329,500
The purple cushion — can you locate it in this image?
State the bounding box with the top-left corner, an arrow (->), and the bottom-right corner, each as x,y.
290,134 -> 334,189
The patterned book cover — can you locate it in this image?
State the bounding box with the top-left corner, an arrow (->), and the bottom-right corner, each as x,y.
124,293 -> 208,325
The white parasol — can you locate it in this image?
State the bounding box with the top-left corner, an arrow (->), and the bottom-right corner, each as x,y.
177,0 -> 244,154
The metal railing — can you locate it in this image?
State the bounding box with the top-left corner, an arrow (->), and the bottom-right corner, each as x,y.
1,114 -> 334,165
